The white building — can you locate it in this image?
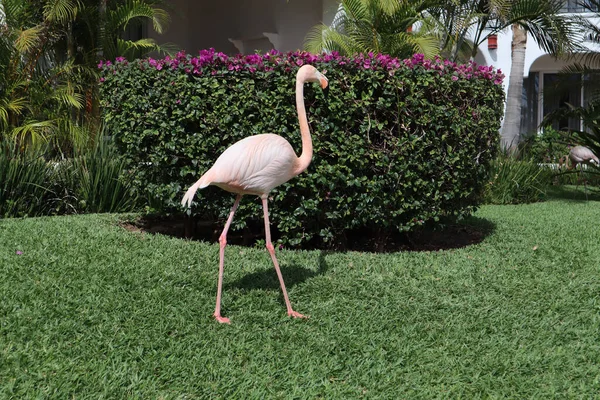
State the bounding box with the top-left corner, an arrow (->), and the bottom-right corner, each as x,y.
473,0 -> 600,134
147,0 -> 340,55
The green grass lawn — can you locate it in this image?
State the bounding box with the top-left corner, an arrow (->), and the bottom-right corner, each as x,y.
1,193 -> 600,398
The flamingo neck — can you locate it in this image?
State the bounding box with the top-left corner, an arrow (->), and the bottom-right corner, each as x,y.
294,77 -> 313,175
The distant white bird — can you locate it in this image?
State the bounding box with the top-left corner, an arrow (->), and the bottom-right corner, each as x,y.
568,145 -> 599,169
567,145 -> 598,199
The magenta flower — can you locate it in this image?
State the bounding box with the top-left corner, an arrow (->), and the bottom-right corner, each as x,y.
101,48 -> 504,87
16,250 -> 23,255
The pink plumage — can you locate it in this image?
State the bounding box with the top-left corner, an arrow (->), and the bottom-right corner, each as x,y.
182,134 -> 298,201
569,145 -> 599,168
181,64 -> 329,323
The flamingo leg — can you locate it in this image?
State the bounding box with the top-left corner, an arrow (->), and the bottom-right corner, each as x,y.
214,194 -> 242,324
261,197 -> 307,319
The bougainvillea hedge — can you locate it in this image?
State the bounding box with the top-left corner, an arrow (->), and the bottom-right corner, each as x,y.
99,49 -> 504,247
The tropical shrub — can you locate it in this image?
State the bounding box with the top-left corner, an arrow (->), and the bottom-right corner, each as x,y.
304,0 -> 439,59
99,50 -> 504,247
519,128 -> 569,164
483,154 -> 553,205
0,141 -> 50,217
53,139 -> 140,214
0,138 -> 138,218
0,0 -> 172,155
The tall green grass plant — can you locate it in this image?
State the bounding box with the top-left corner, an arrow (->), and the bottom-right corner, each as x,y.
483,155 -> 553,204
55,139 -> 139,214
0,138 -> 138,218
0,142 -> 50,217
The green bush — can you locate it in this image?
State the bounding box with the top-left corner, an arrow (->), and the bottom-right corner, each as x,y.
99,50 -> 505,247
483,155 -> 553,205
520,128 -> 570,164
53,139 -> 140,214
0,138 -> 138,218
0,141 -> 50,217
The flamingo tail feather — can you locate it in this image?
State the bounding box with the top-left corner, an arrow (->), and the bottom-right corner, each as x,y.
181,176 -> 210,208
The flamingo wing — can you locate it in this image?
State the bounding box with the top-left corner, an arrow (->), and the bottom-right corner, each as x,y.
204,134 -> 298,195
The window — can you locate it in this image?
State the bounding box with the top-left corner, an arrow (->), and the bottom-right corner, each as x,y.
122,20 -> 148,42
560,0 -> 599,13
543,73 -> 582,131
520,72 -> 539,135
521,72 -> 598,133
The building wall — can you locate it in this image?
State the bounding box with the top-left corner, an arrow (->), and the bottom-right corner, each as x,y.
149,0 -> 339,55
475,15 -> 600,132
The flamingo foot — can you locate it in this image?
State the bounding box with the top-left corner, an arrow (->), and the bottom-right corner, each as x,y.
214,314 -> 231,324
288,310 -> 309,319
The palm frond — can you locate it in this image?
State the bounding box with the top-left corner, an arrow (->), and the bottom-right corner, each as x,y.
4,96 -> 29,115
107,0 -> 170,34
408,33 -> 447,59
43,0 -> 81,25
11,119 -> 58,148
508,0 -> 582,55
342,0 -> 369,22
305,24 -> 355,54
1,0 -> 27,27
14,26 -> 43,53
376,0 -> 406,15
560,60 -> 600,75
116,37 -> 165,59
51,84 -> 85,110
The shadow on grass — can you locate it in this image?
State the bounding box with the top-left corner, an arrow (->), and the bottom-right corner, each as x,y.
226,251 -> 329,291
395,216 -> 496,252
547,185 -> 600,203
120,216 -> 496,253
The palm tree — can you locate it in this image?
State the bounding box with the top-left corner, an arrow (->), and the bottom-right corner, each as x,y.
0,0 -> 86,148
419,0 -> 580,151
304,0 -> 440,59
498,0 -> 580,152
423,0 -> 516,62
423,0 -> 494,62
0,0 -> 172,153
83,0 -> 172,61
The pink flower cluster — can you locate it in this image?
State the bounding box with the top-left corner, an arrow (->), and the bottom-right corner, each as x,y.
99,48 -> 504,85
402,54 -> 504,85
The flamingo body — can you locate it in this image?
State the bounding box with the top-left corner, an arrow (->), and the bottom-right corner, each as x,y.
569,145 -> 599,167
183,134 -> 298,201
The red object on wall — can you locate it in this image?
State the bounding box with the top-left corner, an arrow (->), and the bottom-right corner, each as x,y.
488,34 -> 498,50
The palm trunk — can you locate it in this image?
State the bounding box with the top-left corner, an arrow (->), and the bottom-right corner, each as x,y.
97,0 -> 107,59
500,23 -> 527,153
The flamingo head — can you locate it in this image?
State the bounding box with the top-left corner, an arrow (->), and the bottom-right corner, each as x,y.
298,64 -> 328,90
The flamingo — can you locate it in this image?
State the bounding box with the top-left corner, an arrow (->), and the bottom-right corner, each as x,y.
181,64 -> 328,324
567,145 -> 599,199
568,145 -> 599,169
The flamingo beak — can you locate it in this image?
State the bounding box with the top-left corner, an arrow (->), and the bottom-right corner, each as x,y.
317,72 -> 329,100
319,75 -> 329,90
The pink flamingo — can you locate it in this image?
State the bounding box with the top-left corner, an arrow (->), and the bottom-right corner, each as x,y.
181,64 -> 328,323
